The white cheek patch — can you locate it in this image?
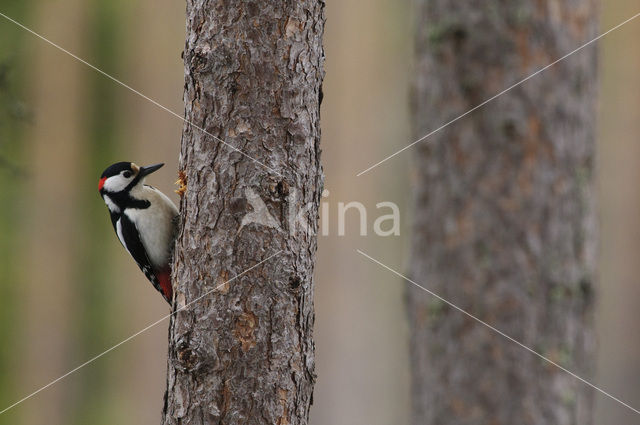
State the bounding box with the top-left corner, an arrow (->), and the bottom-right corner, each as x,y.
102,175 -> 130,193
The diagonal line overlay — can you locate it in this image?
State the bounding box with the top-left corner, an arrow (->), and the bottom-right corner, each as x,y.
356,11 -> 640,177
0,11 -> 282,177
0,250 -> 283,416
357,249 -> 640,415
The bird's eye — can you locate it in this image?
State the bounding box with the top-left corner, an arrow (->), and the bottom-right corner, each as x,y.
123,171 -> 132,178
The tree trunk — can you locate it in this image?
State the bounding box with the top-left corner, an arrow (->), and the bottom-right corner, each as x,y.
21,1 -> 87,424
162,1 -> 324,424
408,1 -> 598,425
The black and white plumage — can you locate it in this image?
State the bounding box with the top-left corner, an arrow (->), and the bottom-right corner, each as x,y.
99,161 -> 179,304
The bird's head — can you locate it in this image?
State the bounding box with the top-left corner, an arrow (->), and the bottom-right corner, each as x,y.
99,161 -> 164,195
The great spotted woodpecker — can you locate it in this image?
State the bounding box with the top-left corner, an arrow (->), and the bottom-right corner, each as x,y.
99,162 -> 179,304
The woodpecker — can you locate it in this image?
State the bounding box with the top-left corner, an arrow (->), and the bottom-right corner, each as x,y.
99,161 -> 179,304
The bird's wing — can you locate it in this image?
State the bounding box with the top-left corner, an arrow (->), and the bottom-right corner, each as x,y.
116,215 -> 169,302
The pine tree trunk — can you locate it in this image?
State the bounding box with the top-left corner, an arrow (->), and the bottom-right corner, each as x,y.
162,1 -> 324,424
408,1 -> 598,424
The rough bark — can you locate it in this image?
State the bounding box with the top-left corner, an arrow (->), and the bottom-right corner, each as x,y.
162,1 -> 324,424
408,1 -> 598,425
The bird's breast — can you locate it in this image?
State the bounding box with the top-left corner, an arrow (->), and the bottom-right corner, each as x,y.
124,190 -> 177,268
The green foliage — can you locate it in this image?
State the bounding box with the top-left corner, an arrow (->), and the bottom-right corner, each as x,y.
0,3 -> 28,424
0,61 -> 30,178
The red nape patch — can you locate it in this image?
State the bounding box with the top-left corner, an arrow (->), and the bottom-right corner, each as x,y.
98,177 -> 107,191
156,270 -> 173,304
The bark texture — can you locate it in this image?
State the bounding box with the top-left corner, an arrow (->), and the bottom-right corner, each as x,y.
162,1 -> 324,424
408,1 -> 598,424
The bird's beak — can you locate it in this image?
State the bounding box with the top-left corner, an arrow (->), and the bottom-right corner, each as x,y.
138,163 -> 164,177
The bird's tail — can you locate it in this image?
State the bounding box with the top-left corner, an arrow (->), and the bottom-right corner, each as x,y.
156,268 -> 173,305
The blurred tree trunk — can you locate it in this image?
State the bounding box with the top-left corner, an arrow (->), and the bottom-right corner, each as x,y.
161,1 -> 324,424
408,1 -> 598,425
20,1 -> 86,424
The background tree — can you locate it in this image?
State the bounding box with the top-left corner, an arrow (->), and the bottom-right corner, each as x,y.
161,1 -> 325,424
408,1 -> 598,424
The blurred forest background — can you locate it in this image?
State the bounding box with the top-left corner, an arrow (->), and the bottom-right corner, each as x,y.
0,0 -> 639,424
